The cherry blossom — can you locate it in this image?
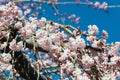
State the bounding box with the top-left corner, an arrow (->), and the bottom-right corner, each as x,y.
9,39 -> 23,51
82,54 -> 94,67
108,42 -> 120,56
15,21 -> 23,29
37,17 -> 47,28
94,1 -> 100,8
37,36 -> 52,50
76,73 -> 90,80
61,60 -> 74,74
87,36 -> 96,43
0,42 -> 7,50
0,31 -> 7,39
24,9 -> 31,15
0,53 -> 12,71
72,67 -> 82,77
109,56 -> 120,65
69,36 -> 85,51
36,29 -> 48,39
99,2 -> 108,10
88,25 -> 99,35
101,72 -> 116,80
102,30 -> 108,39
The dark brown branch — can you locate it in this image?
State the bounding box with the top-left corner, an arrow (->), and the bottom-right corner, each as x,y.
11,51 -> 44,80
85,46 -> 103,53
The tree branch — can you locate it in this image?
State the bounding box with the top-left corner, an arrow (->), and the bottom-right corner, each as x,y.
11,51 -> 44,80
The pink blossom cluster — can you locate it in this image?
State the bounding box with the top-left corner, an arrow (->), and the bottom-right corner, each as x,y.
82,54 -> 94,67
0,53 -> 12,71
88,25 -> 99,35
0,2 -> 23,39
68,14 -> 80,24
0,42 -> 7,50
94,1 -> 108,10
9,39 -> 23,51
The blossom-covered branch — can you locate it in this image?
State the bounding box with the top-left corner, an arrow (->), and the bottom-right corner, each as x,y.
0,1 -> 120,80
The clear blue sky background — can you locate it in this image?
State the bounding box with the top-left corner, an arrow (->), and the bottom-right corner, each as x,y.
11,0 -> 120,80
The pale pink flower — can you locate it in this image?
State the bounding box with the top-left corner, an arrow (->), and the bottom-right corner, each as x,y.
87,36 -> 96,43
1,53 -> 11,62
101,72 -> 116,80
72,67 -> 82,77
115,42 -> 120,47
29,23 -> 37,32
0,42 -> 7,50
92,40 -> 100,48
29,17 -> 37,21
0,31 -> 7,38
75,17 -> 80,24
0,0 -> 10,2
37,36 -> 52,50
68,14 -> 76,19
99,2 -> 108,10
61,60 -> 74,74
94,1 -> 100,8
15,21 -> 23,29
92,39 -> 106,49
19,26 -> 33,38
88,25 -> 99,35
50,31 -> 67,43
65,61 -> 74,74
24,9 -> 31,15
69,36 -> 85,50
48,24 -> 59,32
0,53 -> 12,71
42,59 -> 52,66
59,49 -> 70,62
9,39 -> 23,51
50,45 -> 61,53
36,29 -> 48,39
116,72 -> 120,78
68,51 -> 77,58
0,63 -> 12,71
37,17 -> 46,27
109,56 -> 120,65
93,56 -> 99,61
102,30 -> 108,39
108,42 -> 120,56
59,55 -> 67,62
77,75 -> 90,80
82,54 -> 94,67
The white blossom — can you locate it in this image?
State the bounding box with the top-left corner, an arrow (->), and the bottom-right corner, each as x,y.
9,39 -> 23,51
88,25 -> 99,35
82,54 -> 94,67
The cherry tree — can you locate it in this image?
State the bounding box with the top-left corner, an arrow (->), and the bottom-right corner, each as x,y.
0,0 -> 120,80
